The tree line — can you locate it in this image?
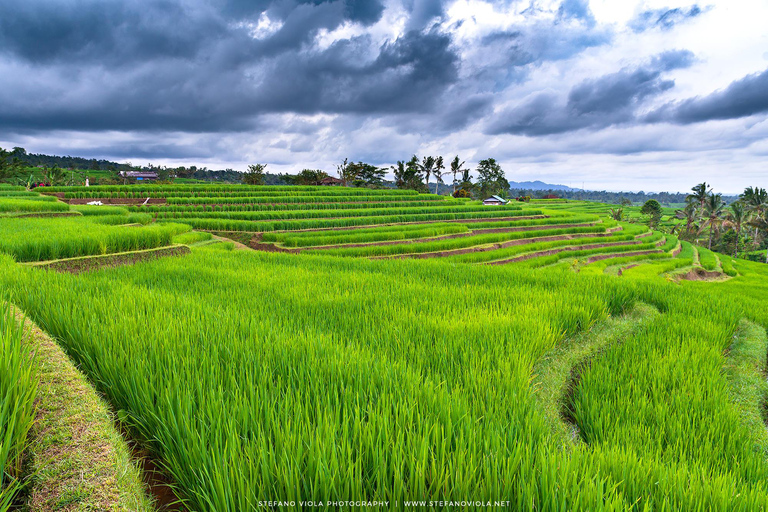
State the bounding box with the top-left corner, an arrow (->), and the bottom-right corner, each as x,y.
242,156 -> 511,199
631,182 -> 767,262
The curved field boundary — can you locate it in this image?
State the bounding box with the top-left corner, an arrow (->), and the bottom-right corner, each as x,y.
6,212 -> 82,218
287,223 -> 602,252
487,239 -> 647,265
11,306 -> 153,511
25,245 -> 191,274
66,197 -> 167,205
584,249 -> 663,264
374,230 -> 623,260
723,319 -> 768,458
211,215 -> 550,236
532,303 -> 660,445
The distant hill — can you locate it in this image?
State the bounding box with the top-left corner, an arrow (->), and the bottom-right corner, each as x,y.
508,180 -> 578,191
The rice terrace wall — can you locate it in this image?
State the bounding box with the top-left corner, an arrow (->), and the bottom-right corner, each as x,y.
2,183 -> 768,510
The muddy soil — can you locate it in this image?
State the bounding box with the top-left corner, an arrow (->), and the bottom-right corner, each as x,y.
680,268 -> 725,281
35,246 -> 190,274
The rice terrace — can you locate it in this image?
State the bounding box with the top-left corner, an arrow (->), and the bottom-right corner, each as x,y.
1,164 -> 768,511
2,0 -> 768,511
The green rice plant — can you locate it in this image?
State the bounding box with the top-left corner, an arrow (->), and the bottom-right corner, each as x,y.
0,302 -> 37,510
720,255 -> 738,277
443,232 -> 642,264
71,205 -> 130,216
156,204 -> 523,222
173,231 -> 214,245
0,217 -> 189,262
131,200 -> 461,214
698,246 -> 719,271
3,248 -> 768,509
518,237 -> 663,269
165,194 -> 447,204
279,224 -> 471,248
179,208 -> 541,232
0,198 -> 69,213
309,224 -> 611,258
92,213 -> 153,225
0,192 -> 57,201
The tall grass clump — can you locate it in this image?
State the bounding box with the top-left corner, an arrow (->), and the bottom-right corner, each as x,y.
71,205 -> 130,216
0,218 -> 189,262
0,198 -> 69,213
0,302 -> 37,510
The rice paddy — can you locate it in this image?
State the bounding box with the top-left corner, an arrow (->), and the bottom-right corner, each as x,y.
2,184 -> 768,510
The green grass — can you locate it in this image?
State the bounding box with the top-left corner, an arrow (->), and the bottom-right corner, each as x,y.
4,184 -> 768,510
180,208 -> 541,232
71,205 -> 130,216
0,302 -> 37,510
698,246 -> 719,271
10,305 -> 153,511
0,217 -> 189,262
0,197 -> 69,213
173,231 -> 214,245
723,319 -> 768,460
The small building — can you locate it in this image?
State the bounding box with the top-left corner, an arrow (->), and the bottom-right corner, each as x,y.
483,195 -> 508,205
319,176 -> 343,186
119,171 -> 158,181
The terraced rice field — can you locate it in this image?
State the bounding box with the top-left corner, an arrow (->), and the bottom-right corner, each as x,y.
2,185 -> 768,510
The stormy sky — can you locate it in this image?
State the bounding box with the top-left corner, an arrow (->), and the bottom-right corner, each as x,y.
0,0 -> 766,192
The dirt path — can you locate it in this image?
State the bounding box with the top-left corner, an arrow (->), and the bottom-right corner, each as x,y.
12,306 -> 154,511
209,234 -> 251,251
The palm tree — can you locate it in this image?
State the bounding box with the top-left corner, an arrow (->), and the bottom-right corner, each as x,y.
449,156 -> 467,194
687,182 -> 711,210
675,201 -> 700,237
419,156 -> 435,193
740,186 -> 768,243
433,156 -> 447,195
726,202 -> 751,257
748,212 -> 768,263
702,193 -> 726,250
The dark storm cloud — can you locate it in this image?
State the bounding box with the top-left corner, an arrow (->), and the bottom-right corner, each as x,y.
646,68 -> 768,124
0,0 -> 459,132
629,5 -> 709,33
488,50 -> 695,136
0,0 -> 727,162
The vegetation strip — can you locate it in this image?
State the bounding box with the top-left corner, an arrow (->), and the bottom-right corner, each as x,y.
27,245 -> 191,274
723,319 -> 768,459
532,303 -> 659,445
0,303 -> 36,510
488,240 -> 648,265
10,305 -> 153,511
375,231 -> 623,260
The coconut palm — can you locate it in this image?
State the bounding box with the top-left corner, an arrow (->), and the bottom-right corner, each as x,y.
419,156 -> 435,193
740,186 -> 768,243
726,202 -> 751,257
433,156 -> 446,195
702,193 -> 726,250
675,201 -> 700,237
449,156 -> 467,194
687,182 -> 711,210
748,211 -> 768,263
